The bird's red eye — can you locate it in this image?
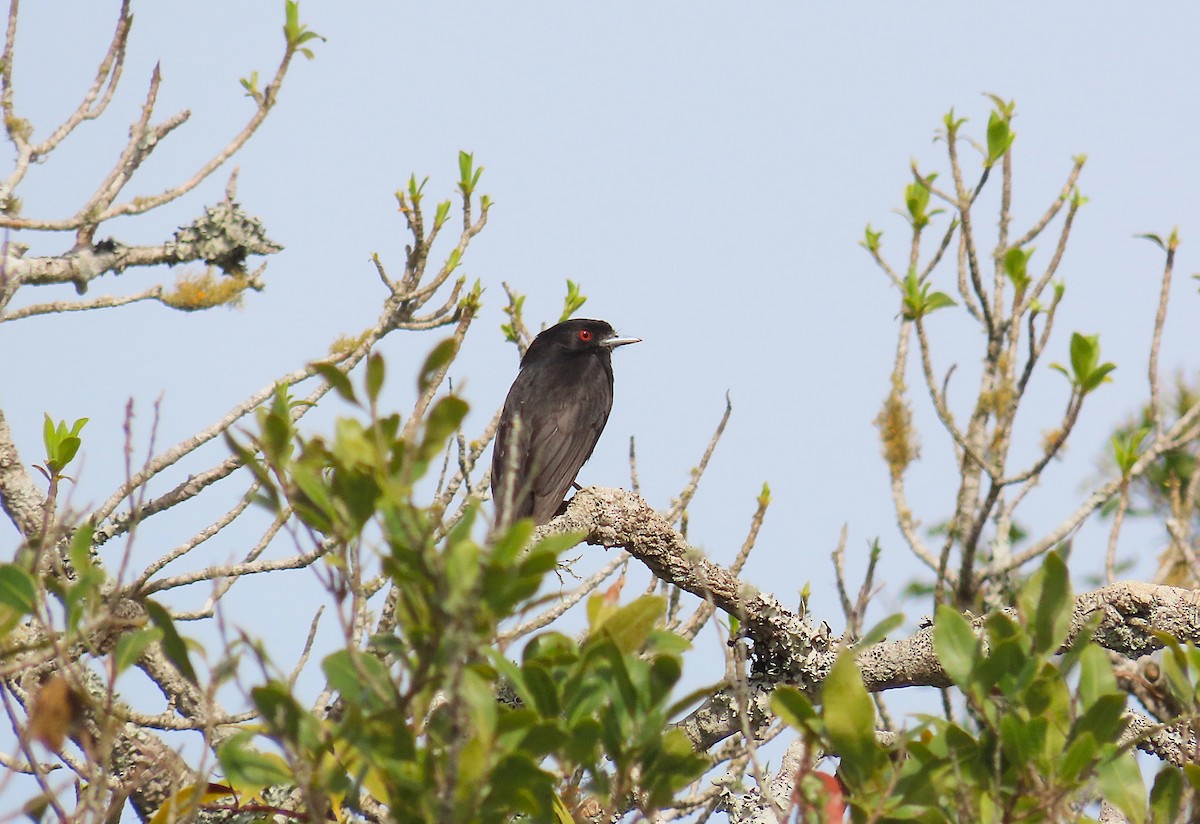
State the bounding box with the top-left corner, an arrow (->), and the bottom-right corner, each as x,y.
578,329 -> 592,342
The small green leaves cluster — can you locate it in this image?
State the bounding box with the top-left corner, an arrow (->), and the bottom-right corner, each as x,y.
242,3 -> 323,101
501,279 -> 588,344
221,348 -> 705,820
458,150 -> 484,201
1137,226 -> 1180,255
558,279 -> 588,322
239,71 -> 260,100
396,173 -> 455,236
775,553 -> 1152,822
489,594 -> 709,818
1002,245 -> 1034,296
7,409 -> 197,691
903,174 -> 944,231
984,95 -> 1017,167
283,1 -> 324,61
861,224 -> 883,255
37,414 -> 87,480
901,269 -> 956,321
1111,426 -> 1149,477
501,290 -> 526,344
1051,332 -> 1117,395
0,518 -> 196,692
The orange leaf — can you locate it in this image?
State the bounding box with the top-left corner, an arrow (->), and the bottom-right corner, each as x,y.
603,573 -> 626,604
813,772 -> 846,822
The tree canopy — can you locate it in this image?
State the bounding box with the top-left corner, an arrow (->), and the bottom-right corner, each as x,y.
2,4 -> 1200,823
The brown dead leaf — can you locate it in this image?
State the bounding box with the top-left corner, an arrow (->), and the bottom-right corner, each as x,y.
29,675 -> 86,750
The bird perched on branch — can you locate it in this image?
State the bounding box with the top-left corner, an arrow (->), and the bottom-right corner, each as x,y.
492,318 -> 640,526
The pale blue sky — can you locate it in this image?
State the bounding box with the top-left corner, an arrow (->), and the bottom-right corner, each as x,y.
3,1 -> 1199,805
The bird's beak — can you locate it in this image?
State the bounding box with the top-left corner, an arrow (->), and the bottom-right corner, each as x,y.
600,333 -> 641,349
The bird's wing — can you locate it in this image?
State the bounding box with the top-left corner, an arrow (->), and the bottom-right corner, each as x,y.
492,392 -> 535,523
527,398 -> 610,524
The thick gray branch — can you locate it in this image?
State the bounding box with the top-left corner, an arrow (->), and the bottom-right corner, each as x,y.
546,488 -> 1200,761
0,407 -> 46,538
3,199 -> 280,298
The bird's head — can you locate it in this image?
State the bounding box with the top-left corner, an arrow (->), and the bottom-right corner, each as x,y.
522,318 -> 640,365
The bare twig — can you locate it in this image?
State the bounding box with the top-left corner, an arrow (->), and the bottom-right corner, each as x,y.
666,393 -> 733,524
1147,239 -> 1176,438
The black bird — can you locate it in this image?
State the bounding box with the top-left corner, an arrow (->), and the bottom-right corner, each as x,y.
492,318 -> 640,526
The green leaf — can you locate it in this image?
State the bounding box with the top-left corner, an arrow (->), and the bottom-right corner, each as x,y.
1184,763 -> 1200,792
290,464 -> 337,535
558,279 -> 588,322
1096,750 -> 1146,824
901,269 -> 956,320
564,716 -> 601,765
240,71 -> 260,98
253,681 -> 320,750
54,436 -> 81,468
282,1 -> 324,58
823,651 -> 878,785
1058,732 -> 1097,783
314,363 -> 357,404
67,522 -> 96,578
1069,331 -> 1098,379
458,150 -> 483,198
0,564 -> 36,614
772,686 -> 819,732
1159,638 -> 1195,709
1150,767 -> 1183,823
1058,611 -> 1102,681
489,518 -> 536,566
114,627 -> 163,673
904,178 -> 932,228
1072,693 -> 1127,746
418,338 -> 458,393
1019,551 -> 1072,655
647,654 -> 683,705
591,595 -> 666,654
1137,232 -> 1167,252
1111,426 -> 1149,476
365,351 -> 385,405
1081,362 -> 1117,393
1002,246 -> 1033,292
856,612 -> 904,649
459,150 -> 473,187
861,224 -> 882,254
521,662 -> 562,718
418,395 -> 469,462
41,415 -> 88,474
433,199 -> 452,229
998,711 -> 1033,765
985,109 -> 1015,166
144,599 -> 199,685
925,291 -> 957,312
942,108 -> 967,136
481,752 -> 556,818
1065,332 -> 1116,394
321,649 -> 394,708
216,732 -> 294,793
1077,643 -> 1119,707
933,604 -> 978,687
